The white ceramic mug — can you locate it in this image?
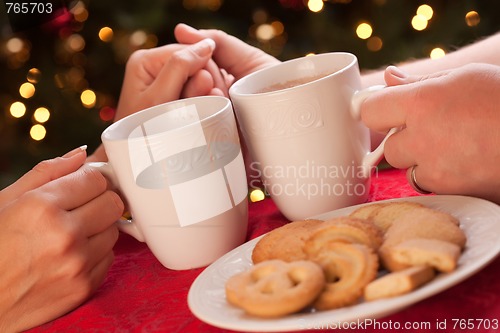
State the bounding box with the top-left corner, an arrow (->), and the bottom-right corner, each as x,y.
87,96 -> 248,270
229,52 -> 394,221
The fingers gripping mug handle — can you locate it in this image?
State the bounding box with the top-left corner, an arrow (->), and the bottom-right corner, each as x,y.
351,85 -> 398,178
85,162 -> 146,242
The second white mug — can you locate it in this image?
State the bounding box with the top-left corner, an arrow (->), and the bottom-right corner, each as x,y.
229,52 -> 393,221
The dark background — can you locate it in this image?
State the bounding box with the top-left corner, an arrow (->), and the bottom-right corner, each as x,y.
1,0 -> 499,187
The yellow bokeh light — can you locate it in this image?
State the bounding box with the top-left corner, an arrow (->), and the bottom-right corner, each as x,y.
34,107 -> 50,123
356,23 -> 373,40
30,124 -> 46,141
465,11 -> 480,27
19,82 -> 35,98
308,0 -> 324,13
27,68 -> 42,83
81,89 -> 96,108
249,189 -> 266,202
10,101 -> 26,118
411,14 -> 428,31
99,27 -> 114,42
430,47 -> 446,59
417,4 -> 433,20
305,52 -> 316,57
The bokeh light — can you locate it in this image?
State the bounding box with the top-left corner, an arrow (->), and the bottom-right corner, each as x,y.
30,124 -> 46,141
256,24 -> 275,41
249,189 -> 266,202
356,23 -> 373,39
6,38 -> 24,53
367,36 -> 383,51
271,21 -> 285,36
27,68 -> 42,83
411,14 -> 428,31
430,47 -> 446,59
465,11 -> 480,27
71,1 -> 89,22
417,4 -> 433,20
19,82 -> 35,98
99,106 -> 115,122
66,34 -> 86,52
34,107 -> 51,123
130,30 -> 148,47
10,101 -> 26,118
81,89 -> 96,108
307,0 -> 324,13
99,27 -> 114,42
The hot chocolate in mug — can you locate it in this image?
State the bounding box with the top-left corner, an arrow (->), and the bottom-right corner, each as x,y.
87,96 -> 248,270
229,52 -> 395,221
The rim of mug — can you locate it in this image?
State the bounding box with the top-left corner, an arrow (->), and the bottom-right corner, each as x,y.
229,52 -> 358,97
101,95 -> 232,142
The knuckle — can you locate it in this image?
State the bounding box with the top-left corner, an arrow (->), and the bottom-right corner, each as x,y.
126,49 -> 147,68
80,167 -> 108,192
31,159 -> 56,177
169,51 -> 192,68
210,28 -> 228,40
20,190 -> 60,221
104,190 -> 125,218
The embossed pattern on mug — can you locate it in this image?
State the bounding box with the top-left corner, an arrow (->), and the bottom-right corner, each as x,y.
127,103 -> 247,227
247,99 -> 324,139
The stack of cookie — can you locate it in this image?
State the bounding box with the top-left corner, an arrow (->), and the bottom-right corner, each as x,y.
225,201 -> 466,318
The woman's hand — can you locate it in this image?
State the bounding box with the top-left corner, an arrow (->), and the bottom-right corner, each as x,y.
360,64 -> 500,203
0,147 -> 124,332
88,38 -> 234,162
115,39 -> 229,122
174,23 -> 280,81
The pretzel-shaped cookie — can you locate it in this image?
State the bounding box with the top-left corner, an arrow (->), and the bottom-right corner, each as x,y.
225,259 -> 325,317
306,242 -> 379,310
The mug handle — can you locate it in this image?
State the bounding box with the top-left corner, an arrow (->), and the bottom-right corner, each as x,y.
85,162 -> 146,242
351,85 -> 399,178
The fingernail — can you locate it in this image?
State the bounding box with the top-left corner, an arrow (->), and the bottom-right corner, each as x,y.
387,65 -> 408,79
204,38 -> 216,51
195,38 -> 216,56
63,145 -> 87,158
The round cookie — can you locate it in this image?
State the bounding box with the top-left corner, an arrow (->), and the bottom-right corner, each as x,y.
383,207 -> 466,248
252,219 -> 323,264
368,201 -> 426,232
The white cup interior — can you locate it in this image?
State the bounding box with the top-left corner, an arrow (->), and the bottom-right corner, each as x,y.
230,52 -> 357,96
102,96 -> 231,141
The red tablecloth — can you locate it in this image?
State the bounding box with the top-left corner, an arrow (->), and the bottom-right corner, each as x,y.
27,168 -> 500,333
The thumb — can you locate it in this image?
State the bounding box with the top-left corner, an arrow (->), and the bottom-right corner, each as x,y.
148,38 -> 217,100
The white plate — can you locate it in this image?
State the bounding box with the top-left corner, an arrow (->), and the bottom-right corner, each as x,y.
188,195 -> 500,332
